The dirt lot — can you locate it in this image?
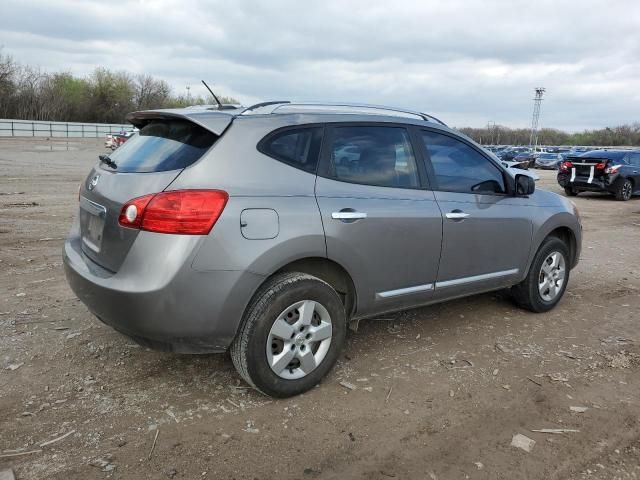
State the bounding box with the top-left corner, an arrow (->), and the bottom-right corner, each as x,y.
1,137 -> 640,480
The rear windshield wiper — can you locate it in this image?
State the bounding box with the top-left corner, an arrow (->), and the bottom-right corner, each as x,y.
99,154 -> 117,170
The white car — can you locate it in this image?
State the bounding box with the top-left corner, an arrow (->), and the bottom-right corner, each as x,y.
104,134 -> 115,149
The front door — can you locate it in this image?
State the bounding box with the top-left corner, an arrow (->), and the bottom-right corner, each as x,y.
315,124 -> 443,317
418,129 -> 533,298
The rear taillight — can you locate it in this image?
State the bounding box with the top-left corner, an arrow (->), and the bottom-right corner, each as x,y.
559,161 -> 573,173
596,162 -> 607,171
118,194 -> 154,229
119,190 -> 228,235
605,164 -> 622,174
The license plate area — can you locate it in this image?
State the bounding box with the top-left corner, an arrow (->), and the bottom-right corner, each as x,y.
571,164 -> 596,183
80,197 -> 107,252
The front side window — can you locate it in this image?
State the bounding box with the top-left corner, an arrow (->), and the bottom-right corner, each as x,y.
330,126 -> 420,188
260,127 -> 323,173
421,131 -> 505,194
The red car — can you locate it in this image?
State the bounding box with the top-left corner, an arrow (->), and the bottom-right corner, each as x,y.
111,130 -> 136,150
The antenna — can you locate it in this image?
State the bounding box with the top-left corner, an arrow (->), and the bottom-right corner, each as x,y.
201,80 -> 222,108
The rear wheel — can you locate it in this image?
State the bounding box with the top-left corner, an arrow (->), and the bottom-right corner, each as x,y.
230,272 -> 346,397
511,237 -> 570,313
615,178 -> 633,201
564,187 -> 578,197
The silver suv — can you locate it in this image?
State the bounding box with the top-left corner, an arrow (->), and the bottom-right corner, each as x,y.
63,101 -> 582,397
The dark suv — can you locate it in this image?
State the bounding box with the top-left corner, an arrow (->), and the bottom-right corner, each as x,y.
558,150 -> 640,200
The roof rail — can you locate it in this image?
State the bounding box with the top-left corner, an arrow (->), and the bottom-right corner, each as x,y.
241,100 -> 291,114
205,105 -> 241,111
266,102 -> 447,126
419,112 -> 447,126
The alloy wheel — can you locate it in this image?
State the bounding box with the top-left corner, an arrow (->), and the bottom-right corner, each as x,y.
538,251 -> 566,302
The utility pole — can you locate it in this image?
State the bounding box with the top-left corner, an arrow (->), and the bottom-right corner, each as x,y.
529,87 -> 545,149
487,120 -> 499,145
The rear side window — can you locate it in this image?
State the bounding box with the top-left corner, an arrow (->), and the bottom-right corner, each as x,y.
260,127 -> 323,173
329,126 -> 420,188
108,119 -> 217,173
629,153 -> 640,166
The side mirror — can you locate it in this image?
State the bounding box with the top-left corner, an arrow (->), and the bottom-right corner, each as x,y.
515,174 -> 535,196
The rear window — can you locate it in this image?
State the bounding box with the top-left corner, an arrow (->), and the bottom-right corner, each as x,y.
568,151 -> 628,165
107,119 -> 217,173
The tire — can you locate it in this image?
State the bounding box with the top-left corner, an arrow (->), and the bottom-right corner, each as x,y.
615,178 -> 633,201
564,187 -> 578,197
511,237 -> 570,313
230,272 -> 347,397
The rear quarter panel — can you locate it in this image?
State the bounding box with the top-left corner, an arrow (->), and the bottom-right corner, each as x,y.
169,118 -> 327,274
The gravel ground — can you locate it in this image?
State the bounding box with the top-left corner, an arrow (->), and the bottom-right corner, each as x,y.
1,137 -> 640,480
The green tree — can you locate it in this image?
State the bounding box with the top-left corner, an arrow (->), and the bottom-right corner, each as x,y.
86,67 -> 135,123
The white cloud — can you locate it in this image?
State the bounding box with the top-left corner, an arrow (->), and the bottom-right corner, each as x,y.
1,0 -> 639,130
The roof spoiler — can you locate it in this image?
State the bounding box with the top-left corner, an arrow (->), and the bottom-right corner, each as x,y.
126,110 -> 234,136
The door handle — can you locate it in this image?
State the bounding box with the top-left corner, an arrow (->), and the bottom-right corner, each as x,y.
332,211 -> 367,220
445,211 -> 470,220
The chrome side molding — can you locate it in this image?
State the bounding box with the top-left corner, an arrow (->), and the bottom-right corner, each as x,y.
376,283 -> 434,299
436,268 -> 519,288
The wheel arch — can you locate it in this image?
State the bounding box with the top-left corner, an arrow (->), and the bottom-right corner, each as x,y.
525,219 -> 580,278
547,226 -> 577,267
272,257 -> 357,319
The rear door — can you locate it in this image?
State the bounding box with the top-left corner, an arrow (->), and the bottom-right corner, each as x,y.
315,124 -> 443,317
628,153 -> 640,192
418,129 -> 533,298
79,117 -> 220,272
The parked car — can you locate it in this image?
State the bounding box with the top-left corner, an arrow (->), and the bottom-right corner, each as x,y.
104,134 -> 115,149
535,152 -> 563,170
558,149 -> 640,200
499,146 -> 530,161
64,101 -> 582,397
513,151 -> 537,168
501,158 -> 531,170
111,130 -> 137,150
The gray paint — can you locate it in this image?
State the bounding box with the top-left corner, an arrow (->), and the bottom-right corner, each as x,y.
63,103 -> 582,353
315,176 -> 443,316
240,209 -> 279,240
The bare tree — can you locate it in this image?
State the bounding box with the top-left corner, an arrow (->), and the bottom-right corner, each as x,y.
134,74 -> 171,110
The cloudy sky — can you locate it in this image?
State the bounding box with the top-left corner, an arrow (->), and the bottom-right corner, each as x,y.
1,0 -> 639,130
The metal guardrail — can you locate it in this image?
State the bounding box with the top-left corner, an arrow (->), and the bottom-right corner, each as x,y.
0,119 -> 130,138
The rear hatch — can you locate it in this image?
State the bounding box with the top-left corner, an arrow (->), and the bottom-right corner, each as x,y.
566,156 -> 608,182
78,112 -> 231,272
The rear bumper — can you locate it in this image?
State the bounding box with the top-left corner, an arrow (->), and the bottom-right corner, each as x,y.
63,229 -> 264,353
557,173 -> 618,192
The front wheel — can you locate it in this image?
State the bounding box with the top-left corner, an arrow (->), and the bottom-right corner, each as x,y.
564,187 -> 578,196
615,178 -> 633,201
511,237 -> 570,313
230,272 -> 346,397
